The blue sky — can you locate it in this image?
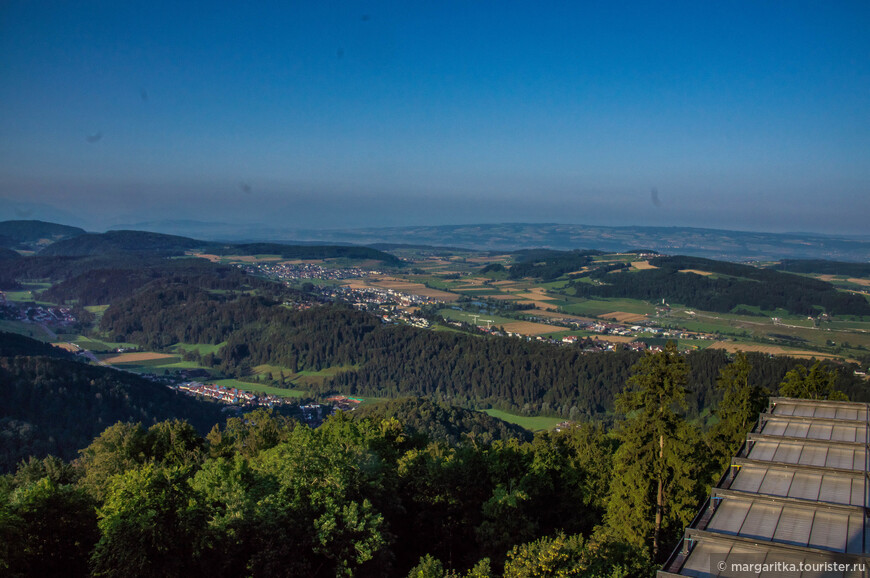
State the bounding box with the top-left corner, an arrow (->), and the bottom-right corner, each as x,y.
1,1 -> 868,233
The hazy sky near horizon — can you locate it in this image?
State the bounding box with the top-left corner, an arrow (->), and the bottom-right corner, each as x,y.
1,1 -> 868,234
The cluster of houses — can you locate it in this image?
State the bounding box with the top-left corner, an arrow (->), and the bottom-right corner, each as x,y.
175,381 -> 293,408
381,311 -> 430,328
324,395 -> 364,412
335,285 -> 445,308
0,301 -> 78,326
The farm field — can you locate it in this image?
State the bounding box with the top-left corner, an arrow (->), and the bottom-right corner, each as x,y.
438,309 -> 528,329
0,319 -> 54,340
343,277 -> 459,301
501,321 -> 569,336
174,342 -> 226,355
706,341 -> 841,359
101,352 -> 179,364
69,336 -> 138,351
211,379 -> 305,398
561,299 -> 656,317
482,409 -> 564,432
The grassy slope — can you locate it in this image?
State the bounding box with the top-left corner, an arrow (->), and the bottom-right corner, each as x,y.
482,409 -> 564,432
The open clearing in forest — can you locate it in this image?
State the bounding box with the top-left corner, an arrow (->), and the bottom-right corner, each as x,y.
102,352 -> 178,364
631,261 -> 657,270
53,342 -> 80,352
211,379 -> 305,398
483,409 -> 564,432
679,269 -> 714,276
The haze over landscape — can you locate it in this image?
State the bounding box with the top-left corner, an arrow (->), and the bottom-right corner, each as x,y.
1,1 -> 868,234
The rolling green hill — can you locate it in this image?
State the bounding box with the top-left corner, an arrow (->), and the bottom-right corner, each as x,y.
39,230 -> 203,257
0,332 -> 225,473
0,220 -> 85,248
571,255 -> 870,317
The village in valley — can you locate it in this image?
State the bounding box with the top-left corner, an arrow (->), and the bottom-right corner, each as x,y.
2,243 -> 868,431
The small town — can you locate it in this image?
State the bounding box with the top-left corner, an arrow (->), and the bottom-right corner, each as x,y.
239,261 -> 378,282
0,298 -> 78,327
175,381 -> 294,408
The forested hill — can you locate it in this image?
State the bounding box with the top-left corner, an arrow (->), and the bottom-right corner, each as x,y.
0,332 -> 73,359
0,332 -> 226,473
351,398 -> 532,445
39,230 -> 203,256
571,255 -> 870,317
0,219 -> 85,248
11,221 -> 403,264
39,257 -> 299,306
506,249 -> 601,280
0,247 -> 22,261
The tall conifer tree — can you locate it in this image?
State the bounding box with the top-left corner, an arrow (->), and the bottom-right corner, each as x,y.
605,342 -> 699,560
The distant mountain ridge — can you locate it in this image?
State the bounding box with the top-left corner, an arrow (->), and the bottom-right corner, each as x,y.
4,219 -> 869,261
284,223 -> 870,262
109,220 -> 870,261
0,222 -> 402,264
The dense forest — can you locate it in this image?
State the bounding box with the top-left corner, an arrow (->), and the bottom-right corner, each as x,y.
506,249 -> 599,280
350,398 -> 532,445
40,259 -> 300,306
0,248 -> 23,289
0,220 -> 85,249
0,345 -> 852,577
570,255 -> 870,316
0,332 -> 225,472
39,230 -> 203,257
0,247 -> 22,261
772,259 -> 870,277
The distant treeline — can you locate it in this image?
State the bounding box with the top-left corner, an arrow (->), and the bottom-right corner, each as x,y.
31,229 -> 403,264
772,259 -> 870,277
39,230 -> 202,257
204,242 -> 403,265
571,255 -> 870,317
